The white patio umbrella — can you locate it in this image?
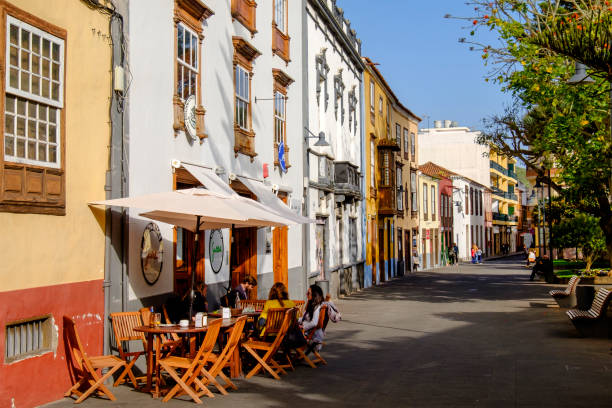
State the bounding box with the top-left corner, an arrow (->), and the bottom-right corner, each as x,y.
89,187 -> 296,318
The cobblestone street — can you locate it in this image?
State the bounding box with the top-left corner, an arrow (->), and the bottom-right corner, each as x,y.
46,257 -> 612,407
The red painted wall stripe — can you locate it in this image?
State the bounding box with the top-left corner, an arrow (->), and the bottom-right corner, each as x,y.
0,279 -> 104,408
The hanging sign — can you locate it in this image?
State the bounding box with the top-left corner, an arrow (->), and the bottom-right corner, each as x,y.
208,229 -> 224,274
141,223 -> 163,285
278,140 -> 286,173
184,95 -> 197,140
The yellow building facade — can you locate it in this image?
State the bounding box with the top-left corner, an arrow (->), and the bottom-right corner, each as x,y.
0,1 -> 113,406
489,151 -> 519,254
392,104 -> 419,275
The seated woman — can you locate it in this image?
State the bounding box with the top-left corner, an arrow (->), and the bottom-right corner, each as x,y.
258,282 -> 295,336
299,284 -> 325,349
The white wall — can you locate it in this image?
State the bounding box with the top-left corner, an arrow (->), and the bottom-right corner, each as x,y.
127,0 -> 305,300
452,178 -> 486,260
419,127 -> 490,187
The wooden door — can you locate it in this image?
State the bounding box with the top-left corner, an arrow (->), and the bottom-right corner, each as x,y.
230,226 -> 257,298
404,231 -> 410,272
273,226 -> 288,285
273,195 -> 288,285
422,236 -> 427,269
174,228 -> 205,298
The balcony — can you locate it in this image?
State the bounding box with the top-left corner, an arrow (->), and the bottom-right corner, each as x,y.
490,160 -> 506,174
493,213 -> 508,221
377,137 -> 401,152
334,161 -> 361,199
377,186 -> 397,215
312,155 -> 334,191
491,187 -> 518,202
507,170 -> 517,179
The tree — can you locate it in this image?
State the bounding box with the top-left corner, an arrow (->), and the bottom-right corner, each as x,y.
453,1 -> 612,264
552,213 -> 606,270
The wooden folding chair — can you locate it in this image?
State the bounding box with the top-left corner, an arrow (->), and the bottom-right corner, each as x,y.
110,312 -> 147,389
196,316 -> 248,395
237,299 -> 266,310
242,308 -> 294,379
162,304 -> 181,342
294,304 -> 329,367
159,318 -> 222,404
63,316 -> 126,404
260,307 -> 287,339
139,307 -> 182,356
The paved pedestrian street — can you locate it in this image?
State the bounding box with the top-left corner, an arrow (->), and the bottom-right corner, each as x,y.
46,257 -> 612,408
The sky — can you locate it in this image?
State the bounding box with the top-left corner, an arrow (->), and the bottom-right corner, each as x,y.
338,0 -> 512,132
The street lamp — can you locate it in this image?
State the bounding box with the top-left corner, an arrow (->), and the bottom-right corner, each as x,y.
304,128 -> 329,147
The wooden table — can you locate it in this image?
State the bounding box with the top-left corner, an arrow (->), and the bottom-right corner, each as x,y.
207,311 -> 261,318
134,318 -> 237,397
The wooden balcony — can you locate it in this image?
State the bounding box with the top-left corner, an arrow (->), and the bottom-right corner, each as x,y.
377,186 -> 396,215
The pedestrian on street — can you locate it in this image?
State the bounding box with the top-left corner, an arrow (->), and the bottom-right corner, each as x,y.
476,247 -> 482,264
452,243 -> 459,264
471,244 -> 477,264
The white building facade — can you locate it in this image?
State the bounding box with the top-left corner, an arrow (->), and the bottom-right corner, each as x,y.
418,122 -> 490,187
450,176 -> 489,261
304,0 -> 365,297
122,0 -> 308,312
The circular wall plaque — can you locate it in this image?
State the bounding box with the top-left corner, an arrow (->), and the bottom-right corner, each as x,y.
184,95 -> 197,140
141,223 -> 163,285
209,229 -> 224,274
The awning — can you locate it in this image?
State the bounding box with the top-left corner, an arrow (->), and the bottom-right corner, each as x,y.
237,175 -> 313,224
182,163 -> 236,196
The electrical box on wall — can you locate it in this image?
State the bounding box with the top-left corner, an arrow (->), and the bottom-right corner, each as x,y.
114,65 -> 125,92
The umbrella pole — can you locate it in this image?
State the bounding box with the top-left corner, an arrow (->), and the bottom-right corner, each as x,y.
188,215 -> 201,321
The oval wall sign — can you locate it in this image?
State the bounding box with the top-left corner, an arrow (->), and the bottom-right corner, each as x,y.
209,229 -> 224,274
184,95 -> 197,140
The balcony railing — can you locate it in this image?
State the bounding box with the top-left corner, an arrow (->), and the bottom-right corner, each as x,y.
491,187 -> 518,202
490,160 -> 518,180
493,213 -> 508,221
334,161 -> 361,198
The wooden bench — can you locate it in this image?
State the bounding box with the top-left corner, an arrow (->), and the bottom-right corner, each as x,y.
566,288 -> 612,337
549,275 -> 580,308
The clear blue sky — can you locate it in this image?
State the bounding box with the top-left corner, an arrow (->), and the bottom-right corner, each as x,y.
338,0 -> 511,131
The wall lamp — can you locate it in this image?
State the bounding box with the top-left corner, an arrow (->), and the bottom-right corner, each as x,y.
304,127 -> 329,147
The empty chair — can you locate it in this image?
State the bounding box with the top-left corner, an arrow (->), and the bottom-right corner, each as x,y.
566,288 -> 612,337
549,275 -> 581,308
110,312 -> 148,389
63,316 -> 127,404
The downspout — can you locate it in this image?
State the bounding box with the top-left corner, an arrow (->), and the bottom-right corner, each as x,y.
98,0 -> 127,355
301,0 -> 310,299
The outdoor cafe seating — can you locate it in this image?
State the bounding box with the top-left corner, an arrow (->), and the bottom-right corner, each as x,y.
63,297 -> 334,404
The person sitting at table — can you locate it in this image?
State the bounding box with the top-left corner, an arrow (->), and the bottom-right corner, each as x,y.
172,281 -> 207,321
299,284 -> 325,350
222,275 -> 257,308
258,282 -> 295,336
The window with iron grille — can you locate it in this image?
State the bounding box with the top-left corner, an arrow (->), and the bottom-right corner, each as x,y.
5,315 -> 53,363
382,152 -> 390,185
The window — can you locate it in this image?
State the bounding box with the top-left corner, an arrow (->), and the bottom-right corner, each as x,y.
315,50 -> 329,110
176,23 -> 198,101
423,183 -> 428,215
465,186 -> 469,215
3,9 -> 67,215
348,85 -> 357,134
479,190 -> 483,216
6,17 -> 63,169
272,69 -> 293,170
410,132 -> 415,160
369,81 -> 374,112
333,71 -> 345,122
411,172 -> 417,212
274,0 -> 286,33
396,165 -> 402,210
395,123 -> 401,147
5,315 -> 53,362
370,139 -> 375,189
379,96 -> 383,114
431,185 -> 436,217
274,91 -> 285,147
272,0 -> 290,62
235,65 -> 249,130
233,36 -> 260,158
470,187 -> 474,215
386,101 -> 390,137
173,2 -> 212,141
382,152 -> 390,185
403,128 -> 409,157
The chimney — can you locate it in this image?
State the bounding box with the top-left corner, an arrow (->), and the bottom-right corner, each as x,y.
434,120 -> 442,128
443,120 -> 452,128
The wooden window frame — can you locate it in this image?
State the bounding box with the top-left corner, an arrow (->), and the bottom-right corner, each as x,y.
272,0 -> 290,63
410,132 -> 415,161
410,171 -> 417,214
1,3 -> 67,215
395,123 -> 401,148
431,185 -> 436,221
272,68 -> 293,170
232,36 -> 260,159
403,128 -> 409,160
231,0 -> 257,36
172,0 -> 213,142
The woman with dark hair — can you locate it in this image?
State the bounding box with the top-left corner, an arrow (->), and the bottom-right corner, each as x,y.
299,284 -> 325,344
258,282 -> 295,335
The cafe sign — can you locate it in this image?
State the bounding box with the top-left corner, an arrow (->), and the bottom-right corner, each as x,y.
208,229 -> 223,274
